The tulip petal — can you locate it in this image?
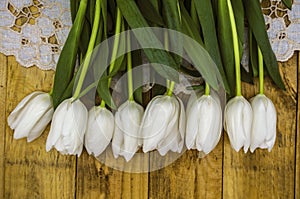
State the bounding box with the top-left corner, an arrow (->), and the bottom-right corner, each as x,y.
27,107 -> 54,142
85,107 -> 114,156
266,97 -> 276,151
186,100 -> 200,150
225,96 -> 252,153
46,99 -> 68,152
142,96 -> 173,153
8,91 -> 42,129
14,94 -> 53,141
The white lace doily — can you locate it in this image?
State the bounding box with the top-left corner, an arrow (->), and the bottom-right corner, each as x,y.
263,0 -> 300,62
0,0 -> 72,70
0,0 -> 299,70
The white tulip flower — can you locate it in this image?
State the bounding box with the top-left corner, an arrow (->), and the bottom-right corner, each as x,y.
185,93 -> 222,154
8,91 -> 54,142
224,96 -> 252,153
112,100 -> 144,161
141,95 -> 185,156
46,98 -> 88,156
250,94 -> 276,152
84,106 -> 114,157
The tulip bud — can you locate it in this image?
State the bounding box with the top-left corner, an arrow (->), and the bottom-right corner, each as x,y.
141,95 -> 186,156
112,100 -> 144,161
84,106 -> 114,157
185,93 -> 222,154
224,96 -> 252,153
250,94 -> 276,152
8,91 -> 54,142
46,98 -> 88,156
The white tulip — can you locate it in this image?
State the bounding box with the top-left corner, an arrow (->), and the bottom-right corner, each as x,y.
112,100 -> 144,161
141,95 -> 185,156
46,98 -> 88,156
224,96 -> 252,153
85,106 -> 114,157
250,94 -> 276,152
185,93 -> 222,154
8,91 -> 54,142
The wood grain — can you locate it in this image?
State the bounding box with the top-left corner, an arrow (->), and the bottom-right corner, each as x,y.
296,52 -> 300,199
148,141 -> 223,199
223,54 -> 297,199
0,53 -> 7,199
76,150 -> 149,199
0,52 -> 299,198
4,56 -> 77,198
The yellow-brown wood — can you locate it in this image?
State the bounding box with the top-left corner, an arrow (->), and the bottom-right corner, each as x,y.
0,53 -> 7,199
149,142 -> 223,199
4,55 -> 77,198
296,52 -> 300,199
223,54 -> 298,199
0,52 -> 299,198
76,151 -> 149,199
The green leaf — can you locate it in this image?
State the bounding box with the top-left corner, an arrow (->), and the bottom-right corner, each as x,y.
162,0 -> 183,65
149,0 -> 160,12
79,19 -> 91,58
241,66 -> 254,84
52,0 -> 88,108
101,0 -> 108,39
182,34 -> 223,91
70,0 -> 80,23
231,0 -> 244,58
132,50 -> 143,104
109,20 -> 126,75
249,31 -> 258,77
97,77 -> 116,110
117,0 -> 179,82
244,0 -> 285,89
179,1 -> 204,46
87,0 -> 96,25
180,65 -> 201,77
216,0 -> 235,95
282,0 -> 292,9
194,0 -> 230,93
136,0 -> 164,26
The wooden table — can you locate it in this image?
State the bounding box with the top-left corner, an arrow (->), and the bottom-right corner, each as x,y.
0,52 -> 299,198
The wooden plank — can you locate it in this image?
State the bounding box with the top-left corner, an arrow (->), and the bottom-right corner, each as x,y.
148,140 -> 223,198
223,54 -> 298,199
4,56 -> 77,198
76,151 -> 149,199
0,53 -> 7,199
296,52 -> 300,199
76,90 -> 151,199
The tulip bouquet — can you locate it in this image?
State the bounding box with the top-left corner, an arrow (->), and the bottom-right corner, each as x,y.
8,0 -> 290,162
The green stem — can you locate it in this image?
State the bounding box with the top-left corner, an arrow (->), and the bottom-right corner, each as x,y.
167,81 -> 175,96
164,30 -> 175,97
204,82 -> 210,95
127,33 -> 134,101
258,46 -> 264,94
72,0 -> 101,100
227,0 -> 242,96
100,8 -> 122,106
49,88 -> 53,96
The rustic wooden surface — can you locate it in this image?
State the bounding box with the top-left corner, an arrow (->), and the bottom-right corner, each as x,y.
0,52 -> 299,199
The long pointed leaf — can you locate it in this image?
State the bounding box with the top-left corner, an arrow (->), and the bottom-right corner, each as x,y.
244,0 -> 285,89
231,0 -> 244,57
162,0 -> 183,66
52,0 -> 88,108
194,0 -> 230,93
217,0 -> 235,95
117,0 -> 179,82
136,0 -> 164,26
